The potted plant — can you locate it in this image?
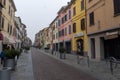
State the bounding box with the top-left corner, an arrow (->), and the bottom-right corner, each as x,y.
4,49 -> 18,70
59,47 -> 66,59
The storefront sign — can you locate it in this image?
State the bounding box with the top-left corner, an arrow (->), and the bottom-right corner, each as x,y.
105,31 -> 119,40
74,32 -> 84,38
106,31 -> 118,36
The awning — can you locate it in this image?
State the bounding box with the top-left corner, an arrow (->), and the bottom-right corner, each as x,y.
3,34 -> 16,44
16,39 -> 21,43
9,38 -> 16,44
3,37 -> 9,44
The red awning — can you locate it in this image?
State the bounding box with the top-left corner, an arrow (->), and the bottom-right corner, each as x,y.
0,32 -> 3,40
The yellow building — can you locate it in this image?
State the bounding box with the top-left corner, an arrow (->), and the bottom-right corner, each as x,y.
71,0 -> 88,56
1,0 -> 17,45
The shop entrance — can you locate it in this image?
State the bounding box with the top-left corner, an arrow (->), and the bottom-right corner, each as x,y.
104,36 -> 120,59
65,41 -> 71,53
76,39 -> 84,56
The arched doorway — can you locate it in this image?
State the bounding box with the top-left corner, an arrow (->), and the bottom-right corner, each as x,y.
76,39 -> 84,56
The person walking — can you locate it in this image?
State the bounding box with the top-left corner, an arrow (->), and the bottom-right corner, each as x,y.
0,50 -> 5,66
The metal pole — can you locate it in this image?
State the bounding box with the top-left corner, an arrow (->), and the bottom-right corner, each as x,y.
110,59 -> 113,75
87,56 -> 90,67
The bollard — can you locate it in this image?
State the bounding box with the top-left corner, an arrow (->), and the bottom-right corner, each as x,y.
0,67 -> 11,80
87,56 -> 90,67
110,59 -> 113,75
77,55 -> 80,64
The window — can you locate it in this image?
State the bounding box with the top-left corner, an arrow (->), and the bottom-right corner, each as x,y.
1,17 -> 4,29
73,7 -> 76,16
73,23 -> 76,33
62,29 -> 64,36
81,18 -> 85,30
10,26 -> 12,35
59,31 -> 61,37
65,28 -> 67,35
9,6 -> 11,15
69,25 -> 71,34
65,15 -> 67,22
56,22 -> 58,27
58,19 -> 61,26
69,10 -> 71,19
89,0 -> 92,2
8,23 -> 10,32
11,9 -> 12,18
62,17 -> 64,24
113,0 -> 120,15
56,33 -> 58,39
3,0 -> 6,6
81,0 -> 85,10
89,12 -> 94,26
53,34 -> 55,40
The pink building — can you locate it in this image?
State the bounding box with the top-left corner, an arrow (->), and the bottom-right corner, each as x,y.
58,3 -> 72,53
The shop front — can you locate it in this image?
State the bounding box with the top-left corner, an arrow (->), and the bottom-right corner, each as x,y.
104,31 -> 120,59
72,32 -> 88,56
65,39 -> 72,54
88,29 -> 120,61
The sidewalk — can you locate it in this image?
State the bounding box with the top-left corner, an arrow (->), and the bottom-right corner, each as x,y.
11,50 -> 34,80
40,49 -> 120,80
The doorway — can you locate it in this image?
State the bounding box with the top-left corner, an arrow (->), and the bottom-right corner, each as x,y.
91,38 -> 96,59
104,36 -> 120,59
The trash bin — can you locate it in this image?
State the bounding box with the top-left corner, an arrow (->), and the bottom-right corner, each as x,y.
0,67 -> 11,80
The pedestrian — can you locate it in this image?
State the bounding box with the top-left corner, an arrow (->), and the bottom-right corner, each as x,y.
0,49 -> 6,65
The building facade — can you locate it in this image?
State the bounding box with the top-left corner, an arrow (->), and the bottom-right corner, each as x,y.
52,16 -> 59,51
87,0 -> 120,60
1,0 -> 17,48
71,0 -> 88,56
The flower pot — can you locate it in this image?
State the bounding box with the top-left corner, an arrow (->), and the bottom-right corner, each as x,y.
4,59 -> 16,70
0,67 -> 11,80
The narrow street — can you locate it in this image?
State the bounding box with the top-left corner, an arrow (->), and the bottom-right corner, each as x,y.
31,48 -> 97,80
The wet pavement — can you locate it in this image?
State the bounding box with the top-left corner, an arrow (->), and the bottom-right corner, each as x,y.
11,50 -> 34,80
11,48 -> 120,80
31,48 -> 97,80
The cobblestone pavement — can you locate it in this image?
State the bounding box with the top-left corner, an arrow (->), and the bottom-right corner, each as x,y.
11,50 -> 34,80
31,48 -> 97,80
40,49 -> 120,80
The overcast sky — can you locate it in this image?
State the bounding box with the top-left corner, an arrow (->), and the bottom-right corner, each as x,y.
14,0 -> 70,43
